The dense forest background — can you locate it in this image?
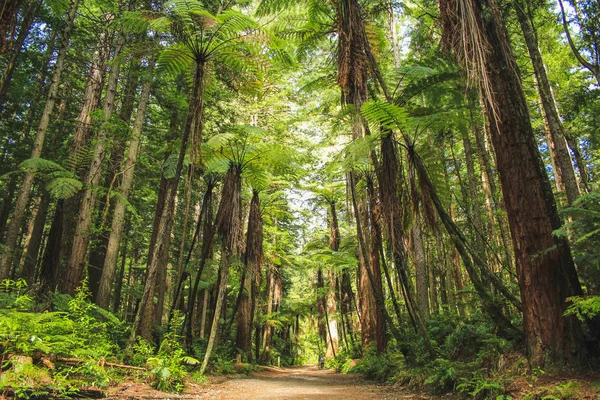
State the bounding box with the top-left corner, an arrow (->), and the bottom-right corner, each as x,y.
0,0 -> 599,397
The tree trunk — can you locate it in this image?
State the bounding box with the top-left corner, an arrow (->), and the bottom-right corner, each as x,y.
236,191 -> 263,361
21,191 -> 49,283
0,0 -> 22,54
65,31 -> 125,295
378,134 -> 435,356
201,164 -> 243,374
88,56 -> 142,300
365,177 -> 386,353
112,219 -> 130,314
0,0 -> 40,110
130,62 -> 206,344
184,178 -> 216,348
515,1 -> 580,205
38,201 -> 63,292
0,0 -> 79,281
460,123 -> 486,253
96,58 -> 155,308
0,176 -> 17,241
470,105 -> 514,271
440,0 -> 585,366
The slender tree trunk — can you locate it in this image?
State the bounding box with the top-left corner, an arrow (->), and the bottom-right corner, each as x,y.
261,263 -> 274,363
199,290 -> 208,338
0,0 -> 40,110
88,56 -> 143,299
411,217 -> 429,321
349,171 -> 420,352
236,191 -> 263,361
112,219 -> 130,313
201,164 -> 243,374
440,0 -> 585,365
515,1 -> 580,205
130,62 -> 206,344
96,59 -> 155,308
324,270 -> 339,358
0,176 -> 17,241
38,201 -> 63,292
21,191 -> 49,283
0,0 -> 22,54
65,30 -> 125,295
460,123 -> 485,252
365,177 -> 386,353
184,179 -> 216,348
470,100 -> 514,271
378,134 -> 435,355
0,0 -> 79,281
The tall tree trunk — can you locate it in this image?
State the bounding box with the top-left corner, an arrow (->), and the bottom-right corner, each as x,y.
88,56 -> 143,300
0,176 -> 17,241
469,98 -> 513,271
65,30 -> 125,295
378,134 -> 435,356
0,0 -> 40,110
236,190 -> 263,361
0,0 -> 79,281
459,123 -> 486,253
261,263 -> 275,364
96,58 -> 155,308
38,201 -> 63,292
112,219 -> 130,313
440,0 -> 585,366
411,217 -> 429,321
365,177 -> 386,353
184,178 -> 216,349
21,191 -> 49,283
0,0 -> 21,54
515,1 -> 580,205
201,164 -> 243,374
130,62 -> 206,344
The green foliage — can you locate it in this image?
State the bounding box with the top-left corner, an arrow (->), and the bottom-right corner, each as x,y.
0,280 -> 130,395
146,319 -> 199,392
424,358 -> 460,393
348,349 -> 404,382
456,371 -> 507,399
564,296 -> 600,321
555,189 -> 600,289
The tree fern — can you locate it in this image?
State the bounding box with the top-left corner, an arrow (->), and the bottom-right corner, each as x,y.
361,101 -> 408,132
45,178 -> 83,199
18,157 -> 66,173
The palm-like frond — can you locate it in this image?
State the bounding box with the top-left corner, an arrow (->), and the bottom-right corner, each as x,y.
46,177 -> 83,199
361,101 -> 408,132
157,44 -> 194,75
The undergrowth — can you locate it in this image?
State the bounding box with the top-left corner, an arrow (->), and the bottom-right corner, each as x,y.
0,279 -> 203,396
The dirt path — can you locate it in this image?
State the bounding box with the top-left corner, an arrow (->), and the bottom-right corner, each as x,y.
188,365 -> 429,400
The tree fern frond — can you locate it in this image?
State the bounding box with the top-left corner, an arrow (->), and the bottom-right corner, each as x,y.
256,0 -> 301,17
361,101 -> 408,132
162,154 -> 179,179
46,178 -> 83,199
157,44 -> 193,75
19,158 -> 66,173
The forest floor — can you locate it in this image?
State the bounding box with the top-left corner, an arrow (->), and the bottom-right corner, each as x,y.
105,365 -> 430,399
104,365 -> 600,399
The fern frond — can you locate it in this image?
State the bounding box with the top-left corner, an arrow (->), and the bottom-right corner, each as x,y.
361,101 -> 408,132
19,158 -> 66,173
46,178 -> 83,199
157,44 -> 193,75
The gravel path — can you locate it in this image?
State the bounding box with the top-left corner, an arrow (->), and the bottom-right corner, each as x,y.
190,365 -> 431,400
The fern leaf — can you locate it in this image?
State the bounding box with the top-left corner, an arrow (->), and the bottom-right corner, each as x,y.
46,178 -> 83,199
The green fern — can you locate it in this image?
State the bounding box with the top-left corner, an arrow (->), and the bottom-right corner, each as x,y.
46,177 -> 83,199
18,157 -> 66,173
